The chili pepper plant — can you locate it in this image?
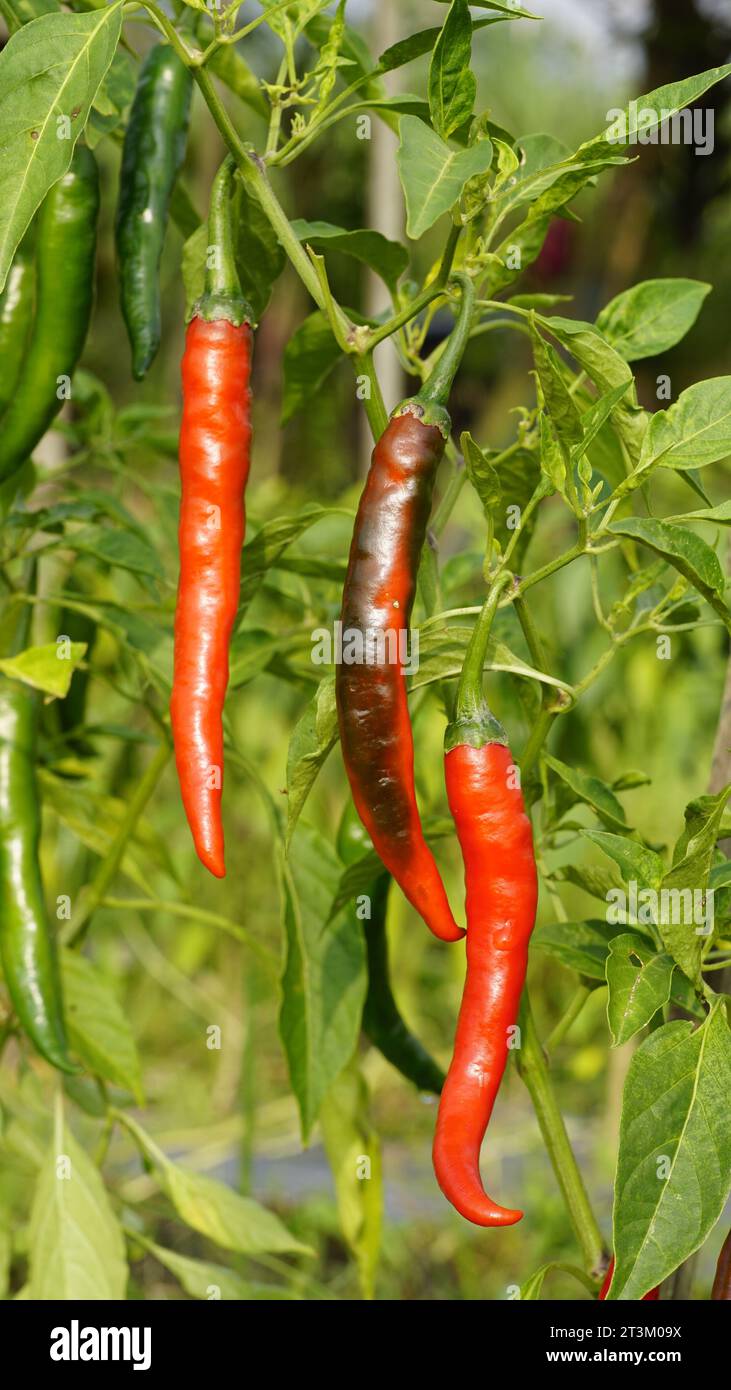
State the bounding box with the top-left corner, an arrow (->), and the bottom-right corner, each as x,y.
0,0 -> 729,1304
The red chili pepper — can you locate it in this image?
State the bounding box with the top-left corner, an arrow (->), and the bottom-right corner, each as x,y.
711,1228 -> 731,1300
433,574 -> 538,1224
598,1256 -> 660,1301
171,158 -> 252,877
337,274 -> 474,943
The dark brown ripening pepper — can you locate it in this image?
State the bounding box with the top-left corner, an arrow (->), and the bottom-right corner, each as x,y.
336,274 -> 474,943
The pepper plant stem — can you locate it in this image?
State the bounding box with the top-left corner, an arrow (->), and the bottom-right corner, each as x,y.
545,984 -> 592,1053
518,992 -> 605,1273
455,571 -> 512,721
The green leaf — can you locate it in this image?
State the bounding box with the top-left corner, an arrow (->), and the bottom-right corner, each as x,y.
666,501 -> 731,527
120,1112 -> 309,1256
545,754 -> 629,832
432,0 -> 540,18
0,641 -> 86,698
538,413 -> 566,494
638,377 -> 731,472
63,526 -> 164,582
572,381 -> 632,466
0,6 -> 122,290
87,47 -> 134,148
28,1121 -> 128,1299
355,94 -> 432,124
240,505 -> 349,613
596,279 -> 711,362
60,949 -> 143,1103
610,1003 -> 731,1300
583,830 -> 665,891
460,430 -> 501,517
554,861 -> 623,902
279,825 -> 367,1140
541,314 -> 648,465
228,628 -> 298,689
397,114 -> 493,238
410,624 -> 569,699
285,677 -> 339,847
428,0 -> 475,140
161,1166 -> 308,1256
379,15 -> 512,73
584,64 -> 731,159
290,219 -> 408,292
608,517 -> 729,632
492,145 -> 625,229
319,1054 -> 383,1300
140,1239 -> 251,1300
532,919 -> 627,981
605,934 -> 675,1046
40,770 -> 176,890
281,310 -> 343,425
519,1261 -> 594,1300
139,1237 -> 300,1300
530,320 -> 583,444
659,785 -> 731,980
493,446 -> 542,550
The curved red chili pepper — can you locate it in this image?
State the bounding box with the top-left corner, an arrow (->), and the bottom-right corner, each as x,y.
337,274 -> 475,943
599,1256 -> 660,1300
171,159 -> 252,877
433,574 -> 537,1223
435,740 -> 537,1224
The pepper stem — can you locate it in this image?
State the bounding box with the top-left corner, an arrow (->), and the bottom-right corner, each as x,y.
418,271 -> 475,407
196,156 -> 253,326
392,272 -> 475,436
445,570 -> 512,752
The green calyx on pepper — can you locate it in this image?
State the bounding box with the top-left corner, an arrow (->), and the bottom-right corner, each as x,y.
444,571 -> 513,753
193,156 -> 254,329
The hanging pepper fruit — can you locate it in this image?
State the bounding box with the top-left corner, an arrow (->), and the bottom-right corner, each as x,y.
116,42 -> 192,379
711,1229 -> 731,1300
0,230 -> 34,419
171,157 -> 253,878
363,874 -> 447,1094
599,1256 -> 660,1300
336,274 -> 475,944
0,592 -> 76,1073
337,801 -> 445,1095
0,145 -> 99,483
433,573 -> 538,1225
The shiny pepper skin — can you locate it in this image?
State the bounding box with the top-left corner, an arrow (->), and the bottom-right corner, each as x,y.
0,145 -> 99,482
336,408 -> 463,944
433,741 -> 537,1225
599,1257 -> 660,1301
116,44 -> 192,380
171,316 -> 252,877
0,230 -> 34,418
0,681 -> 75,1072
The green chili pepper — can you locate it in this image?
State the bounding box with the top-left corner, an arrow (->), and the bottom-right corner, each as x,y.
0,599 -> 75,1073
0,231 -> 34,419
116,43 -> 193,380
0,144 -> 99,483
363,874 -> 446,1095
337,803 -> 445,1095
57,583 -> 96,755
